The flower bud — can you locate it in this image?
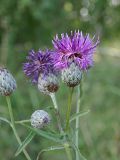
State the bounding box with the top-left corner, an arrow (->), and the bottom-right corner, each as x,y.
38,73 -> 59,95
31,110 -> 51,128
0,67 -> 17,96
61,62 -> 82,87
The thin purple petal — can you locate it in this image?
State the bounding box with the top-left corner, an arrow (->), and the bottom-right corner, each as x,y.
52,30 -> 100,70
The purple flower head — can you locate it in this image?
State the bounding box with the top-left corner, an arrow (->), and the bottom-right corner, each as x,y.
23,49 -> 56,83
52,30 -> 100,70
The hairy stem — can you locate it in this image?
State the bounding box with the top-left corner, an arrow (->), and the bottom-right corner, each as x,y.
6,96 -> 31,160
65,87 -> 74,131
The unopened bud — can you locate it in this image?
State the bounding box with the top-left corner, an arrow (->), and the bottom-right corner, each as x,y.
31,110 -> 51,128
61,63 -> 82,87
38,73 -> 59,95
0,67 -> 17,96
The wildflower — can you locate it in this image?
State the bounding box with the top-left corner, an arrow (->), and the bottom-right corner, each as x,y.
23,50 -> 59,94
52,30 -> 99,70
52,30 -> 99,87
23,50 -> 57,84
31,110 -> 51,128
0,67 -> 17,96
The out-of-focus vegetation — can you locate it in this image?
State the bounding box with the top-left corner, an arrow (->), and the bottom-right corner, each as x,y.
0,0 -> 120,160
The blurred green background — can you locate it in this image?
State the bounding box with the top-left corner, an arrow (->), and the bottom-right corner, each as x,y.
0,0 -> 120,159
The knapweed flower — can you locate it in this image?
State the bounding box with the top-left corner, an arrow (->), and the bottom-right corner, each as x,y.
52,30 -> 99,70
0,67 -> 17,96
23,50 -> 59,94
31,110 -> 51,128
23,50 -> 56,83
52,30 -> 99,87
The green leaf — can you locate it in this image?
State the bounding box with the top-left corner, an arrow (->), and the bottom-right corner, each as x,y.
0,116 -> 11,126
36,145 -> 64,160
15,131 -> 35,157
15,119 -> 30,124
70,110 -> 90,122
21,124 -> 62,143
72,143 -> 87,160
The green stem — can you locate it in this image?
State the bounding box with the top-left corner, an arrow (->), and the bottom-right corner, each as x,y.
75,86 -> 81,160
15,119 -> 30,124
50,93 -> 64,134
65,87 -> 74,131
50,93 -> 73,160
64,143 -> 73,160
6,96 -> 31,160
75,84 -> 83,160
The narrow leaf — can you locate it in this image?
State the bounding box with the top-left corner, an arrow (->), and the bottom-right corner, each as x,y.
0,116 -> 11,126
70,110 -> 90,122
72,143 -> 87,160
21,124 -> 62,143
36,146 -> 64,160
15,131 -> 35,157
15,119 -> 30,124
